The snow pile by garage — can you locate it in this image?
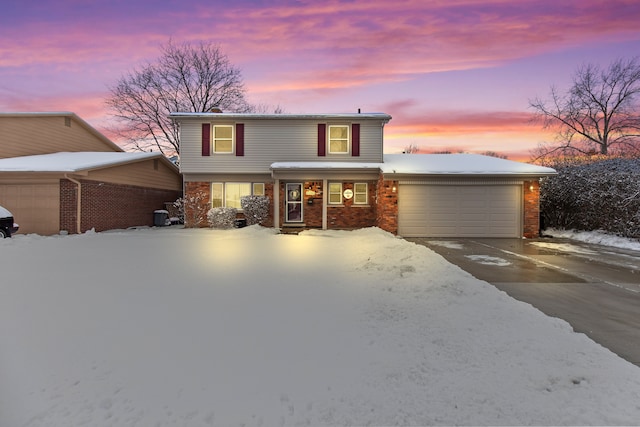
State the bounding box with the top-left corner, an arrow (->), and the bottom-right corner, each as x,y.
1,226 -> 640,426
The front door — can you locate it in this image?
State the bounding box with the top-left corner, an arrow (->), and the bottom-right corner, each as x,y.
286,183 -> 303,222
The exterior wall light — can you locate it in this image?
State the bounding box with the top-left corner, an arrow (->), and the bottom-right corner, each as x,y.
392,186 -> 397,193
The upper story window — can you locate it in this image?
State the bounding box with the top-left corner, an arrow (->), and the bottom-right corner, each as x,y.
213,125 -> 234,153
328,125 -> 349,154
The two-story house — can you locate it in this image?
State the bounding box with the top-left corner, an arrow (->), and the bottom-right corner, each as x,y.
171,111 -> 556,238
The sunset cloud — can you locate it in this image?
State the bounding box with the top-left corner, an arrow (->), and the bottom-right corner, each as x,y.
1,0 -> 638,156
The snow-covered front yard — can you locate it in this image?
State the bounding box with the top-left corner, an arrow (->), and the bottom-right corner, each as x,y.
1,226 -> 640,426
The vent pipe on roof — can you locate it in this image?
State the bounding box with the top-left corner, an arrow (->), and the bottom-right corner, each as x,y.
358,108 -> 361,114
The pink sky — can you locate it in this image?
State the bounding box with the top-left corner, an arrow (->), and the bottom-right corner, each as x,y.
2,0 -> 639,160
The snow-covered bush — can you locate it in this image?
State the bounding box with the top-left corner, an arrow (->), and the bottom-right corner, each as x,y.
240,195 -> 270,225
207,207 -> 238,229
541,157 -> 640,238
175,191 -> 209,227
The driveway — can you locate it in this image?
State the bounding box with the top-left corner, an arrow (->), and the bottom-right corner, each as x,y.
406,237 -> 640,367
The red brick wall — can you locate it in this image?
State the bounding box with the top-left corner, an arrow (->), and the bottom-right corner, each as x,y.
326,181 -> 377,229
60,179 -> 182,234
277,181 -> 377,229
183,182 -> 211,228
279,181 -> 322,227
376,176 -> 398,234
184,181 -> 276,228
523,180 -> 540,238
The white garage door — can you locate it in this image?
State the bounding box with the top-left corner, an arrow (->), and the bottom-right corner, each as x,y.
398,184 -> 522,237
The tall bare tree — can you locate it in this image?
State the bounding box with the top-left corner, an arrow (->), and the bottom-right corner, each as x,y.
106,40 -> 251,155
529,57 -> 640,160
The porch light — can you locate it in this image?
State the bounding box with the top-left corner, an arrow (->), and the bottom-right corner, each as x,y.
392,186 -> 396,193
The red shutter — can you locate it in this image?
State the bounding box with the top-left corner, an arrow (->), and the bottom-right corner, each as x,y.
201,123 -> 210,156
235,123 -> 244,156
318,124 -> 326,157
351,123 -> 360,157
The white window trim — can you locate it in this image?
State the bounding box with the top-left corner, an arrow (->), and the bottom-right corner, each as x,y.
213,125 -> 234,154
328,125 -> 349,154
328,182 -> 343,205
354,182 -> 368,205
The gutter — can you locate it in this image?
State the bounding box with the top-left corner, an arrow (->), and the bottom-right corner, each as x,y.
64,174 -> 82,234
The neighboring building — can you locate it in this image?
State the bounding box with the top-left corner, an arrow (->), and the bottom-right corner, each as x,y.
0,112 -> 182,235
171,111 -> 555,238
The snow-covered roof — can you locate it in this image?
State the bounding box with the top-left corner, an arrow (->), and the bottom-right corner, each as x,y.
381,154 -> 556,176
0,152 -> 162,172
271,161 -> 381,170
170,112 -> 392,122
271,154 -> 556,176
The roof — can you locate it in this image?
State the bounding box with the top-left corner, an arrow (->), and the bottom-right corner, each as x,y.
381,154 -> 557,176
170,112 -> 392,122
270,154 -> 556,177
0,112 -> 124,153
0,152 -> 168,173
271,161 -> 381,170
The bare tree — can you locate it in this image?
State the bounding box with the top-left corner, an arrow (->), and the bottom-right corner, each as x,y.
402,143 -> 419,153
479,151 -> 507,159
106,40 -> 251,155
529,57 -> 640,160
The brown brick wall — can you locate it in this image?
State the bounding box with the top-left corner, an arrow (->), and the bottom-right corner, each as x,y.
60,179 -> 182,233
376,176 -> 398,234
523,180 -> 540,238
60,179 -> 78,233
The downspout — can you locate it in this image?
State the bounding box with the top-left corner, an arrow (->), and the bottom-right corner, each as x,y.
64,174 -> 82,234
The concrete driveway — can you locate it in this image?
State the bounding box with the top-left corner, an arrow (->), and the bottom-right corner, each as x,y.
406,237 -> 640,367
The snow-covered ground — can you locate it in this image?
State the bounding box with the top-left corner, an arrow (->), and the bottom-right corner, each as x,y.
2,226 -> 640,426
545,227 -> 640,251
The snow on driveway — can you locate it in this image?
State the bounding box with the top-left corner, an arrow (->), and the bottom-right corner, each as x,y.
1,226 -> 640,426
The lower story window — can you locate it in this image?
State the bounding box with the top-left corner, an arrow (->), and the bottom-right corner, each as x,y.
211,182 -> 264,209
328,182 -> 342,204
354,183 -> 368,204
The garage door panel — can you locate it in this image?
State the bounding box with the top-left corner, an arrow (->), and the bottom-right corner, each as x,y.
398,184 -> 522,237
0,183 -> 60,235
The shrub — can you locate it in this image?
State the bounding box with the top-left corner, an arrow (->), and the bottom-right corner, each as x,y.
240,195 -> 270,225
540,157 -> 640,238
207,207 -> 238,229
174,191 -> 209,227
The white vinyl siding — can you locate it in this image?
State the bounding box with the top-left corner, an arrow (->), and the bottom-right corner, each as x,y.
179,119 -> 384,174
398,184 -> 522,237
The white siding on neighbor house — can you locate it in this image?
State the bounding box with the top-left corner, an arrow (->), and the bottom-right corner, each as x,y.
179,118 -> 385,174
